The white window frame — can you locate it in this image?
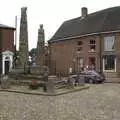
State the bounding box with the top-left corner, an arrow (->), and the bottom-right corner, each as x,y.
89,40 -> 96,52
104,36 -> 115,51
103,57 -> 116,72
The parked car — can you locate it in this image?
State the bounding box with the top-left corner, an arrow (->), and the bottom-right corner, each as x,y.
81,70 -> 105,83
71,70 -> 105,84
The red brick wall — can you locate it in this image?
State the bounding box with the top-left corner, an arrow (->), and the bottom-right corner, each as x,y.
0,28 -> 14,52
115,32 -> 120,73
49,35 -> 101,76
49,40 -> 75,75
49,32 -> 120,78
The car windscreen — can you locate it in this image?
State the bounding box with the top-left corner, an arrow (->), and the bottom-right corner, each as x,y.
91,71 -> 100,76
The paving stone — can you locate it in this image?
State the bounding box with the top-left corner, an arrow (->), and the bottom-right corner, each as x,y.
0,83 -> 120,120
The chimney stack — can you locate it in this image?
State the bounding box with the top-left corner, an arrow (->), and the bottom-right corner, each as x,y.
81,7 -> 88,18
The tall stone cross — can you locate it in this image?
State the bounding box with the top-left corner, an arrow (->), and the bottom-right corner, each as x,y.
36,24 -> 45,66
18,7 -> 29,68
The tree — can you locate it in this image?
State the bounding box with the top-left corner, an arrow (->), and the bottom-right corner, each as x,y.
29,48 -> 37,64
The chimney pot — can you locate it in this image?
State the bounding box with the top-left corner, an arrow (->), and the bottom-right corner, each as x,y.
81,7 -> 88,18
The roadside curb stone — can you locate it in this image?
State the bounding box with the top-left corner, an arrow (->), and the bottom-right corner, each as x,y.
0,85 -> 89,96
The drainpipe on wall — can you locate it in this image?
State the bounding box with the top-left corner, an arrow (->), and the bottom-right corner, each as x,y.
100,35 -> 102,73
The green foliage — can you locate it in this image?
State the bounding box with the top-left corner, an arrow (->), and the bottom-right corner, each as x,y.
29,48 -> 36,57
29,48 -> 37,63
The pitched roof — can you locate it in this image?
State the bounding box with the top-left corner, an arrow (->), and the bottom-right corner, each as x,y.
0,24 -> 15,30
49,6 -> 120,43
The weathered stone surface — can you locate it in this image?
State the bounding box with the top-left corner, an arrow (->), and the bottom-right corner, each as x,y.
46,77 -> 55,93
36,24 -> 45,66
1,75 -> 11,89
18,7 -> 29,68
28,66 -> 48,75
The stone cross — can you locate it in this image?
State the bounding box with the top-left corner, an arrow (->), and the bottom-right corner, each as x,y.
18,7 -> 29,68
36,24 -> 45,66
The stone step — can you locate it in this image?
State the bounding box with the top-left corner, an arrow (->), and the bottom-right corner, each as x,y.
10,79 -> 47,86
105,77 -> 120,83
104,72 -> 119,78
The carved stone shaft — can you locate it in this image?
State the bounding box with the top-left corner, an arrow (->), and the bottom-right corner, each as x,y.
36,24 -> 45,66
18,7 -> 29,68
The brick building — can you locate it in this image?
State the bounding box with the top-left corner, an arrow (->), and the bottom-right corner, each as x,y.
48,6 -> 120,78
0,24 -> 15,74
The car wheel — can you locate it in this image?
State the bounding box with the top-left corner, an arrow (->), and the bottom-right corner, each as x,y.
100,81 -> 104,84
89,79 -> 93,84
92,80 -> 96,84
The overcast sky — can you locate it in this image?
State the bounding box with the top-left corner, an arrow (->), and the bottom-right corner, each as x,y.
0,0 -> 120,50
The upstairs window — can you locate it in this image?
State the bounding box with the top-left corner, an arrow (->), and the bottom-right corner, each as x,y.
89,40 -> 96,52
77,47 -> 82,52
77,41 -> 83,45
104,36 -> 115,51
90,40 -> 95,44
77,41 -> 83,53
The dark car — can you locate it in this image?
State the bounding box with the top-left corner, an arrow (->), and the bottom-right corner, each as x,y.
81,70 -> 105,84
70,70 -> 105,84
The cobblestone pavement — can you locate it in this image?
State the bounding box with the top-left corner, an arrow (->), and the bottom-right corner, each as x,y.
0,83 -> 120,120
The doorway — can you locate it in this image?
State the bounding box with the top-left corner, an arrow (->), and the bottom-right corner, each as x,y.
4,61 -> 10,74
4,56 -> 10,74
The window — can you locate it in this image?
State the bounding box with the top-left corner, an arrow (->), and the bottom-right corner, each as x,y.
89,40 -> 96,52
103,55 -> 116,72
77,41 -> 83,52
104,36 -> 115,51
89,57 -> 96,69
90,40 -> 95,44
90,45 -> 95,52
77,47 -> 82,52
76,57 -> 84,72
77,41 -> 82,45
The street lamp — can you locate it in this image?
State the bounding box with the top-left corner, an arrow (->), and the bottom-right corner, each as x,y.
14,15 -> 20,68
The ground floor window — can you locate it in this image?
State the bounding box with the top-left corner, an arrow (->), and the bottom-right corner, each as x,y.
76,57 -> 84,72
103,55 -> 116,72
88,57 -> 96,70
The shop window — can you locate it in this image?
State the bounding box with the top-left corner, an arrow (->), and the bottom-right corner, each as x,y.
103,55 -> 116,71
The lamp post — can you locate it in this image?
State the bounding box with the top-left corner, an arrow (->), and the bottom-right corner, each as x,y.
14,15 -> 21,68
100,35 -> 102,73
13,16 -> 18,68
